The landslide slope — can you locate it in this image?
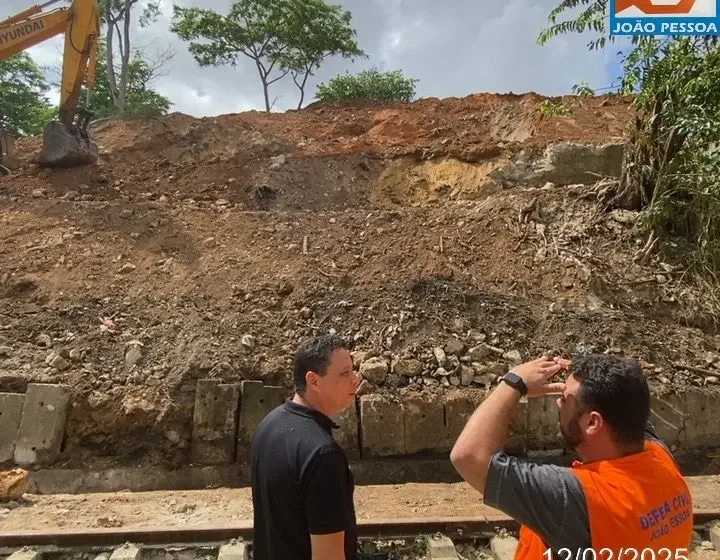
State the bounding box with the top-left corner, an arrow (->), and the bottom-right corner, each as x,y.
1,92 -> 718,469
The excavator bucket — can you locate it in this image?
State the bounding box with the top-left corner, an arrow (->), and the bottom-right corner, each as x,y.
39,120 -> 98,167
0,128 -> 17,176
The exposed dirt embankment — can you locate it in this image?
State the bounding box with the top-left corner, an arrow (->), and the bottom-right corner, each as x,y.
2,92 -> 718,470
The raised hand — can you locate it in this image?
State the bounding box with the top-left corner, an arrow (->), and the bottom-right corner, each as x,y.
511,355 -> 565,397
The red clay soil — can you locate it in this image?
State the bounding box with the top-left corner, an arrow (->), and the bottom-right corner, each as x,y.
8,92 -> 634,205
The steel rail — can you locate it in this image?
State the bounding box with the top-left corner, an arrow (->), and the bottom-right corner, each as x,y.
2,511 -> 719,548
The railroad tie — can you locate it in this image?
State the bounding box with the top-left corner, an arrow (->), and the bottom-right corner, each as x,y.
490,533 -> 519,560
711,524 -> 720,551
427,534 -> 459,559
108,542 -> 141,560
217,539 -> 250,560
6,547 -> 40,560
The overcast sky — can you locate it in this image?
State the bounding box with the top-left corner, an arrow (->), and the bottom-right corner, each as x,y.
5,0 -> 623,117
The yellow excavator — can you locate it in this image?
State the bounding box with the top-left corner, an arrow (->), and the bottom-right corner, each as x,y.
0,0 -> 100,174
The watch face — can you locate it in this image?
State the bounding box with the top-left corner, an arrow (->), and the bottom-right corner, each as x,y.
504,373 -> 526,394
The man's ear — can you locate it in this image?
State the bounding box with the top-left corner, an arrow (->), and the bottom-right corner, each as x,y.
305,370 -> 319,392
586,411 -> 604,435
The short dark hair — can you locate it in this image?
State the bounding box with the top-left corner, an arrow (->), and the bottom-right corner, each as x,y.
293,334 -> 350,393
571,354 -> 650,445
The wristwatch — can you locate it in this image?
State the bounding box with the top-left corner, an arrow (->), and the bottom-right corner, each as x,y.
502,371 -> 528,396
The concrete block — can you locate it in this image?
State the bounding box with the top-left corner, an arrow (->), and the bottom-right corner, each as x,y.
710,523 -> 720,551
359,394 -> 405,457
689,551 -> 719,560
427,534 -> 459,559
0,393 -> 25,463
109,544 -> 141,560
490,534 -> 519,560
650,391 -> 685,447
191,379 -> 240,465
443,389 -> 484,445
506,398 -> 528,454
404,392 -> 448,455
682,390 -> 720,447
538,142 -> 625,186
218,541 -> 250,560
7,548 -> 41,560
236,381 -> 286,461
14,384 -> 70,466
526,395 -> 561,449
332,400 -> 360,459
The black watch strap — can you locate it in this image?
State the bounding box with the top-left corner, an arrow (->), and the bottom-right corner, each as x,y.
502,371 -> 527,396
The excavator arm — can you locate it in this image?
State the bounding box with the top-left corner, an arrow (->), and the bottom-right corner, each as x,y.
0,3 -> 71,59
0,0 -> 101,169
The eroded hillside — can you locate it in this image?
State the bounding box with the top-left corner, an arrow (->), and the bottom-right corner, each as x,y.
2,92 -> 718,470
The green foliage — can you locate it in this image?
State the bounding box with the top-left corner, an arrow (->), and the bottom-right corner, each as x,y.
539,1 -> 720,277
82,41 -> 172,119
279,0 -> 365,109
170,0 -> 365,111
536,0 -> 614,51
572,81 -> 595,96
100,0 -> 163,114
99,0 -> 160,28
0,53 -> 55,137
622,38 -> 720,272
314,68 -> 418,103
538,98 -> 570,115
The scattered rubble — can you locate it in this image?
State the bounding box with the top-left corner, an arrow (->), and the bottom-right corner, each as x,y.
0,468 -> 28,501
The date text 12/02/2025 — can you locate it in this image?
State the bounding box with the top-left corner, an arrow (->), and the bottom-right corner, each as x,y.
543,549 -> 690,560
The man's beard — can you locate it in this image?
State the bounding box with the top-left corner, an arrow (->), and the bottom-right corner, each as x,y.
560,411 -> 585,449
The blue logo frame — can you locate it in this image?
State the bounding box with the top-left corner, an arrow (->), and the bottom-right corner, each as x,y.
609,0 -> 720,35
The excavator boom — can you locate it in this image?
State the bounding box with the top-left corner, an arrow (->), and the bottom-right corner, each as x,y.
0,3 -> 67,59
0,0 -> 101,170
0,0 -> 57,26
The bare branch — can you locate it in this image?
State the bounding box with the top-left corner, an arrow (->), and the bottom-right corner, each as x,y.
266,68 -> 289,85
132,41 -> 176,84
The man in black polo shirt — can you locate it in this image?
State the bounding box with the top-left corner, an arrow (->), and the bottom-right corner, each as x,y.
251,333 -> 361,560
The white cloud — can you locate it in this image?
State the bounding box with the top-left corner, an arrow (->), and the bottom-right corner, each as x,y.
2,0 -> 617,116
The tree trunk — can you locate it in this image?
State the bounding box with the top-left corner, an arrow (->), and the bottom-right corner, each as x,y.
105,4 -> 119,108
263,81 -> 270,112
255,60 -> 270,112
117,0 -> 132,113
295,69 -> 310,110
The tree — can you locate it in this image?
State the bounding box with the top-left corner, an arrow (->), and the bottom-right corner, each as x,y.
0,53 -> 56,137
279,0 -> 365,109
538,2 -> 720,274
83,40 -> 172,119
537,0 -> 613,53
314,68 -> 418,103
170,0 -> 365,111
101,0 -> 162,114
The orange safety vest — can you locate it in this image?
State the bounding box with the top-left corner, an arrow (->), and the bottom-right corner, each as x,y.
514,440 -> 694,559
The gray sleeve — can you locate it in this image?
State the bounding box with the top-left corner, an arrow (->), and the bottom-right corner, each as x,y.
645,420 -> 662,442
483,451 -> 591,552
645,421 -> 681,465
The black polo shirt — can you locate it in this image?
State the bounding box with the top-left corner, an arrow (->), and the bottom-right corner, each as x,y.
251,399 -> 358,560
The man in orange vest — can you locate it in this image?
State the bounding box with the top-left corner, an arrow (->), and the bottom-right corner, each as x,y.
450,353 -> 693,558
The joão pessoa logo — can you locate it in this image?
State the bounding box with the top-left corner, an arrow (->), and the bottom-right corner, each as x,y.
610,0 -> 719,35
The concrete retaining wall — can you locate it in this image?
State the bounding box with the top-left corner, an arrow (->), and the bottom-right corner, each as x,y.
195,383 -> 719,463
354,388 -> 720,459
1,381 -> 718,470
0,384 -> 69,468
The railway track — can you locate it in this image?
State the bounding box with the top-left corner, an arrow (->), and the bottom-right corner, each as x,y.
2,512 -> 720,560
